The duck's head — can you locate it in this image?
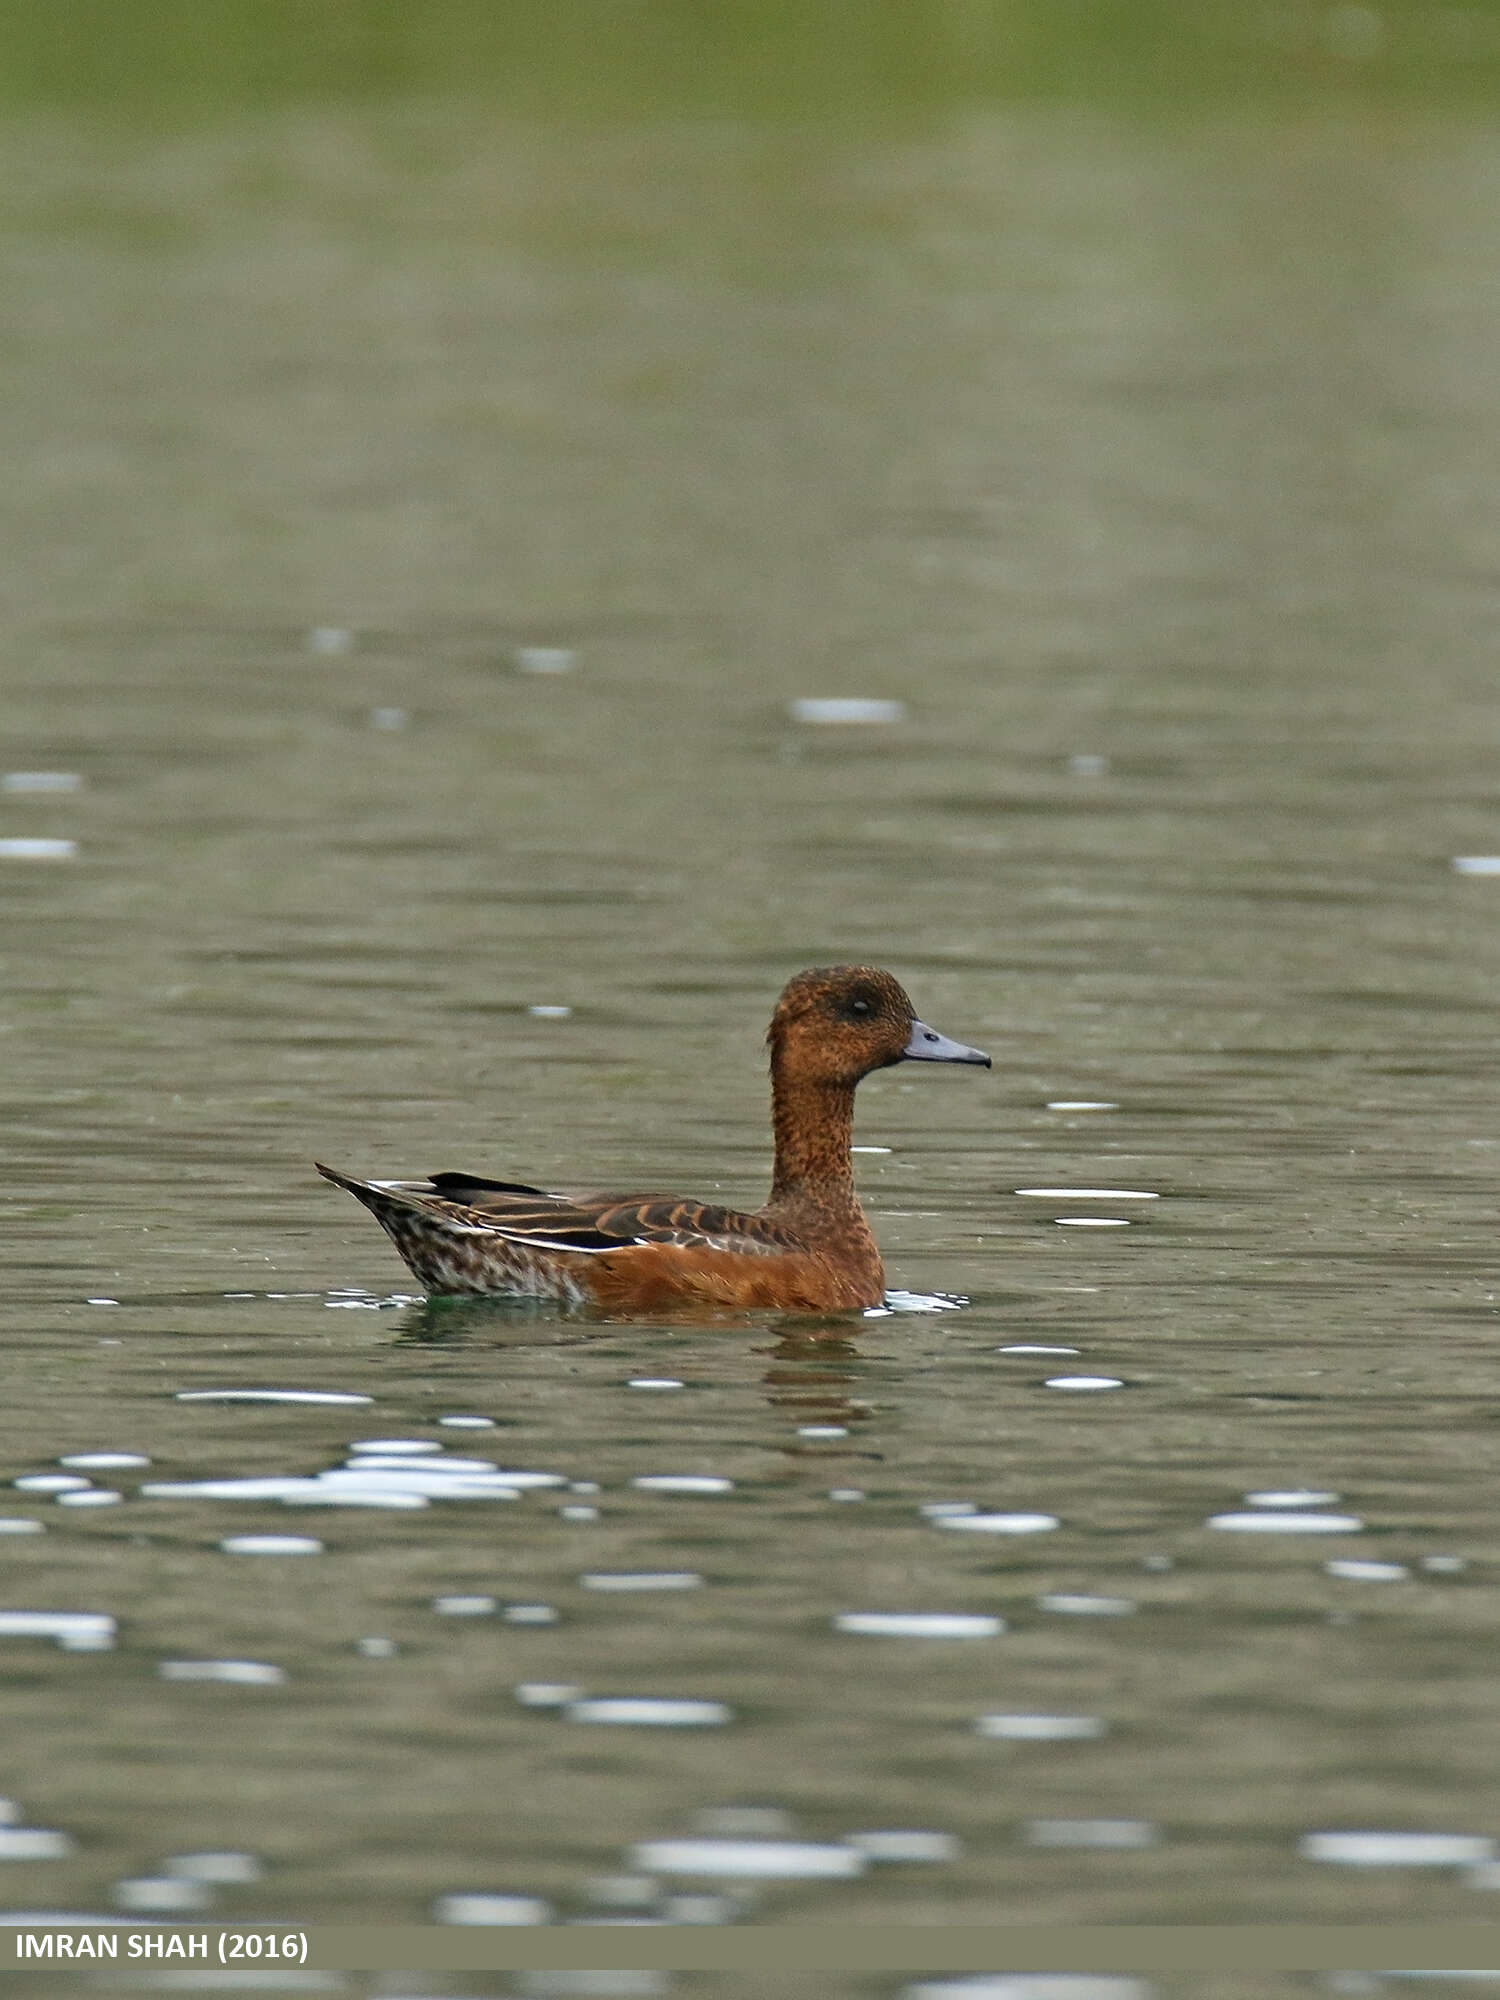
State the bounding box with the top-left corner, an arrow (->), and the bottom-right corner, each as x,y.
767,965 -> 991,1090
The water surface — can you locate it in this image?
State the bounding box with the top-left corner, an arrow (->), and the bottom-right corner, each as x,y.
3,32 -> 1500,1998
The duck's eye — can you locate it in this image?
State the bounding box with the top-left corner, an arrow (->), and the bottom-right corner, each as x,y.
843,991 -> 877,1020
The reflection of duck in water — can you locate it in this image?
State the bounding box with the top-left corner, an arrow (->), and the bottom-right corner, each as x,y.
318,966 -> 989,1313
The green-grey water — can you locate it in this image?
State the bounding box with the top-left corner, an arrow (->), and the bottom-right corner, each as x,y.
5,10 -> 1500,1998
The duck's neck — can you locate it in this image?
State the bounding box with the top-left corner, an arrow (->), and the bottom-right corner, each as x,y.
766,1072 -> 860,1214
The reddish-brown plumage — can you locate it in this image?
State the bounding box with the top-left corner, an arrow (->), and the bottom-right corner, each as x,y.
317,965 -> 989,1314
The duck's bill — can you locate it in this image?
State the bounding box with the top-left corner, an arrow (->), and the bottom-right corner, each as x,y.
902,1019 -> 992,1067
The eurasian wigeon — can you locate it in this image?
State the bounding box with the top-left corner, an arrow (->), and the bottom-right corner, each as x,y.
317,965 -> 989,1312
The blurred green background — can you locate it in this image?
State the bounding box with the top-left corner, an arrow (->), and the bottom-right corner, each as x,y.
4,0 -> 1495,121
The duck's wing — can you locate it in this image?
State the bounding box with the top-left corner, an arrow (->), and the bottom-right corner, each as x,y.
552,1195 -> 803,1259
445,1188 -> 801,1259
316,1165 -> 798,1260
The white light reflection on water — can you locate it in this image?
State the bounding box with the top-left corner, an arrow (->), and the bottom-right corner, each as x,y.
165,1851 -> 262,1883
113,1876 -> 214,1912
566,1698 -> 731,1727
219,1535 -> 324,1556
514,646 -> 576,675
834,1612 -> 1004,1638
976,1714 -> 1107,1741
1299,1831 -> 1496,1866
1014,1189 -> 1159,1201
142,1476 -> 429,1509
1209,1511 -> 1364,1534
514,1684 -> 583,1707
306,624 -> 353,654
140,1440 -> 572,1511
0,837 -> 76,860
628,1838 -> 864,1879
177,1390 -> 373,1407
1248,1488 -> 1352,1504
433,1891 -> 552,1924
2,771 -> 83,794
349,1438 -> 443,1454
937,1513 -> 1059,1536
0,1830 -> 74,1860
788,697 -> 906,725
322,1464 -> 520,1491
341,1461 -> 565,1485
0,1612 -> 115,1650
1244,1489 -> 1342,1507
631,1475 -> 733,1495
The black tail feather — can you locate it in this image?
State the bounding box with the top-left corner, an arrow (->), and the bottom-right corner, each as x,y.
427,1171 -> 556,1200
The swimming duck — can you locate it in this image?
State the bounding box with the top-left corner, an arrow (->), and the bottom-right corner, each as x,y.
316,965 -> 989,1312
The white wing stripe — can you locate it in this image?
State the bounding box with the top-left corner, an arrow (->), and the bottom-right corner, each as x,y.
447,1224 -> 643,1253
